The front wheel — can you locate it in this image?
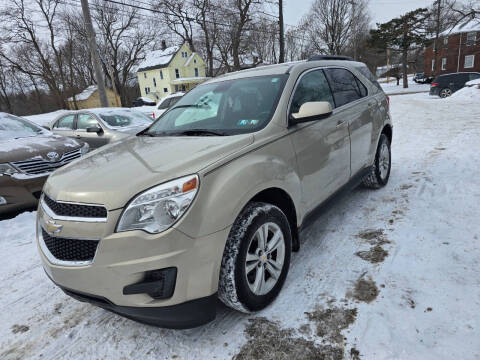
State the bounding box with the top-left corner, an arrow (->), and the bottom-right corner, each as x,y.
362,133 -> 391,189
218,202 -> 292,313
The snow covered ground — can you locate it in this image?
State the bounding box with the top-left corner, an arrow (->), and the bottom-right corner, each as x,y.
1,92 -> 480,359
380,76 -> 430,95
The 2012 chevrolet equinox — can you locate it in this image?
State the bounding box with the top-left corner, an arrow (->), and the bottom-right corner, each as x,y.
37,57 -> 392,328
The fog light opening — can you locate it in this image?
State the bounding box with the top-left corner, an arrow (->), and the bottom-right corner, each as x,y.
123,267 -> 177,300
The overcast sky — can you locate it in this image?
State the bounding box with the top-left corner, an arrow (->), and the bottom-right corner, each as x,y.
283,0 -> 435,27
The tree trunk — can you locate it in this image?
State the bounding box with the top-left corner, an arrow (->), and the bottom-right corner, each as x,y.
402,20 -> 409,89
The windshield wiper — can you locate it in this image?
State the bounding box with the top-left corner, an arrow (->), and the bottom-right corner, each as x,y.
176,129 -> 226,136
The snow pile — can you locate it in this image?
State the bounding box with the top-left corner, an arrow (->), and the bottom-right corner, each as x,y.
67,85 -> 97,102
465,78 -> 480,87
450,85 -> 480,101
137,46 -> 179,71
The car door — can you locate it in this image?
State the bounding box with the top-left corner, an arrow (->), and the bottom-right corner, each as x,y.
324,67 -> 373,176
51,114 -> 76,139
454,74 -> 470,91
288,69 -> 351,211
74,113 -> 108,149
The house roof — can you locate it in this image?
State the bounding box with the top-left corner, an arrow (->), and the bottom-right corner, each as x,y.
440,18 -> 480,37
67,85 -> 97,102
137,45 -> 180,72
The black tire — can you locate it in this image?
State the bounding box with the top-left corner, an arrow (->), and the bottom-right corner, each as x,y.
218,202 -> 292,313
362,133 -> 391,189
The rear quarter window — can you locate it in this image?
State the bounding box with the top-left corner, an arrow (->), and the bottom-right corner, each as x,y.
357,65 -> 382,92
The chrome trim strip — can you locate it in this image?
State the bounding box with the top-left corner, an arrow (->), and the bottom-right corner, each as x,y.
40,195 -> 108,223
38,222 -> 98,267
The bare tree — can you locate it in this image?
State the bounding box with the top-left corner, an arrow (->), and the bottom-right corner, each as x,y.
90,0 -> 158,106
301,0 -> 370,56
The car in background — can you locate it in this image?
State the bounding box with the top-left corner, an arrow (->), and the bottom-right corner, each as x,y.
137,92 -> 184,120
413,72 -> 432,84
0,113 -> 88,216
430,72 -> 480,98
132,97 -> 156,107
48,108 -> 153,150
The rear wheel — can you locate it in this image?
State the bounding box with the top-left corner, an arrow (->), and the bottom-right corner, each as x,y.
439,88 -> 452,98
362,134 -> 391,189
218,202 -> 292,313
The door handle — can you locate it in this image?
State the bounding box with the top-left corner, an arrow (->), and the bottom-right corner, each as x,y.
336,120 -> 346,127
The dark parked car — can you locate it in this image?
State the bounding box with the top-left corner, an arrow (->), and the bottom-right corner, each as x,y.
413,72 -> 432,84
430,72 -> 480,98
132,97 -> 156,107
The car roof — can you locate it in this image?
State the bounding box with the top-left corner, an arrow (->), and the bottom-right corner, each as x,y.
203,59 -> 368,84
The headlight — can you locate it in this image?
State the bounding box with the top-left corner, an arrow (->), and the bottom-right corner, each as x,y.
116,175 -> 199,234
80,142 -> 89,155
0,163 -> 19,176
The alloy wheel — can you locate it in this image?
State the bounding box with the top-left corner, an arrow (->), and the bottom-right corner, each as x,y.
245,222 -> 285,296
379,142 -> 390,181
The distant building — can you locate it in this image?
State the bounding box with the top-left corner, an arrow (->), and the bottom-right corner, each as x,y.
425,18 -> 480,77
136,42 -> 208,103
66,85 -> 120,110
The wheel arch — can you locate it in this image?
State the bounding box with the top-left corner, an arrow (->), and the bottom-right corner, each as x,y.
249,187 -> 300,251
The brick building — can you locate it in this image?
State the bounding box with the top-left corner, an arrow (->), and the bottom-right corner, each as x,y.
425,18 -> 480,77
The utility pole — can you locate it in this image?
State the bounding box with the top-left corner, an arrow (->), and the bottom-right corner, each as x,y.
433,0 -> 442,77
81,0 -> 109,107
350,0 -> 357,60
279,0 -> 285,63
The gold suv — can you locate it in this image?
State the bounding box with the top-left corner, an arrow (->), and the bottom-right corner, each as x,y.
37,57 -> 393,328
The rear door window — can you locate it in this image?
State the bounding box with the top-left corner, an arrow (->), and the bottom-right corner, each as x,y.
324,68 -> 367,108
469,73 -> 480,81
290,69 -> 334,114
54,115 -> 75,129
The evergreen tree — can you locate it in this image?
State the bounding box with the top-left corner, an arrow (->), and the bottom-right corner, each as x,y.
370,8 -> 430,88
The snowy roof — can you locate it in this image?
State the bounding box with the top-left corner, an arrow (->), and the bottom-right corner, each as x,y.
440,18 -> 480,37
67,85 -> 97,102
170,77 -> 208,84
137,46 -> 180,72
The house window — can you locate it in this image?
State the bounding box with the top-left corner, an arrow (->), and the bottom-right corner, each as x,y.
431,59 -> 435,71
443,36 -> 448,46
194,59 -> 197,64
466,32 -> 477,46
160,70 -> 163,80
175,69 -> 180,78
182,51 -> 188,58
153,77 -> 156,87
163,88 -> 168,93
181,85 -> 186,91
145,87 -> 150,94
465,55 -> 475,68
194,68 -> 199,77
143,73 -> 147,79
174,85 -> 179,92
441,58 -> 447,70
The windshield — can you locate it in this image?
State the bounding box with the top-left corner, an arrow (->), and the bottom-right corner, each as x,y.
97,109 -> 153,129
144,74 -> 288,136
0,113 -> 45,140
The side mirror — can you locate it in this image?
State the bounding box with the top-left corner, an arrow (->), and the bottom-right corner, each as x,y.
86,126 -> 102,134
290,101 -> 333,125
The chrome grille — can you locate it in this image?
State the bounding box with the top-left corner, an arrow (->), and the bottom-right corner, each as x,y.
12,148 -> 82,175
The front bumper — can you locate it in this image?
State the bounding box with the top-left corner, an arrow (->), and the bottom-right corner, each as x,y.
37,203 -> 230,328
429,87 -> 439,96
0,174 -> 46,215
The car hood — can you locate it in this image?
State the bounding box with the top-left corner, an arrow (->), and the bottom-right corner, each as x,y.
44,134 -> 254,210
0,133 -> 82,163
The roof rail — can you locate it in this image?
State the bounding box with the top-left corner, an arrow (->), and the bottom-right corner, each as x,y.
308,55 -> 354,61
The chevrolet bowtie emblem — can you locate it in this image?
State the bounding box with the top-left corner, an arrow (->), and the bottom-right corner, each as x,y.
45,219 -> 63,234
